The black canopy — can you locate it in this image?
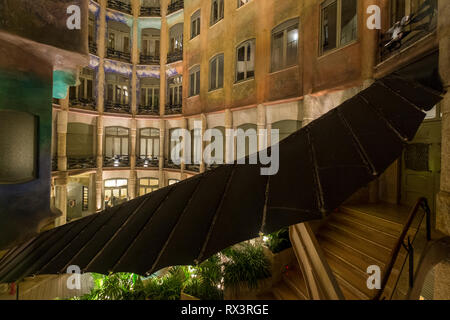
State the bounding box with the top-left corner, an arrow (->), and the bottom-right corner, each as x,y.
0,75 -> 442,283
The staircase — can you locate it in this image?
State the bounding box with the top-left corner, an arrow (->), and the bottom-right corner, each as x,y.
315,206 -> 411,300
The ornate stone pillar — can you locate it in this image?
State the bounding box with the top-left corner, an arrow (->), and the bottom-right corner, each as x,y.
199,113 -> 207,173
160,0 -> 169,116
225,108 -> 234,164
159,119 -> 166,186
129,118 -> 137,199
257,104 -> 266,152
54,174 -> 68,227
57,106 -> 68,172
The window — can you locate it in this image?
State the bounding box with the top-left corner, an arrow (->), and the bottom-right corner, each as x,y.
88,13 -> 96,44
271,18 -> 299,72
107,21 -> 131,53
168,75 -> 183,106
139,178 -> 159,196
191,10 -> 201,39
209,54 -> 224,91
169,23 -> 183,53
320,0 -> 357,55
82,186 -> 89,211
104,179 -> 128,208
139,128 -> 160,159
141,29 -> 160,57
236,39 -> 255,82
70,68 -> 95,101
189,65 -> 200,96
106,73 -> 130,105
168,179 -> 180,185
105,127 -> 129,158
140,77 -> 159,111
237,0 -> 250,8
211,0 -> 224,26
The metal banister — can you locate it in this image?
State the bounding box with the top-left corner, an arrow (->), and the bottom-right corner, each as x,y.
374,197 -> 431,300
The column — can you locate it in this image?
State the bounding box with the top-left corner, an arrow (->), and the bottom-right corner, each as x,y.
129,118 -> 137,199
180,117 -> 187,179
225,108 -> 233,164
131,0 -> 140,116
97,0 -> 107,114
160,0 -> 169,116
199,113 -> 207,173
257,104 -> 266,152
54,174 -> 68,227
57,99 -> 68,172
159,119 -> 166,186
434,0 -> 450,300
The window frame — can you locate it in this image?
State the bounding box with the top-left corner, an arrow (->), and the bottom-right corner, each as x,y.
271,18 -> 299,72
105,73 -> 130,105
139,128 -> 160,159
138,177 -> 159,196
235,39 -> 256,83
104,126 -> 130,158
189,65 -> 201,97
319,0 -> 358,56
209,53 -> 224,91
237,0 -> 251,9
70,68 -> 95,101
191,9 -> 201,39
210,0 -> 224,26
168,75 -> 183,106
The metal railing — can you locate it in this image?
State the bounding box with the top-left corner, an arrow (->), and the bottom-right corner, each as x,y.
139,54 -> 160,65
107,0 -> 132,14
140,6 -> 161,17
185,164 -> 200,172
70,98 -> 96,111
167,50 -> 183,63
164,160 -> 181,170
165,104 -> 182,115
374,197 -> 432,300
104,101 -> 131,114
379,0 -> 437,62
89,41 -> 97,55
136,157 -> 159,168
106,48 -> 131,63
103,155 -> 130,168
167,0 -> 183,15
138,105 -> 159,116
67,157 -> 96,170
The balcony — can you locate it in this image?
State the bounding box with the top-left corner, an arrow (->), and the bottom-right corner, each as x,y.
140,6 -> 161,17
138,105 -> 159,116
107,0 -> 132,15
89,41 -> 97,55
379,2 -> 437,62
136,157 -> 159,168
70,98 -> 96,111
67,157 -> 96,170
106,48 -> 131,63
104,101 -> 131,114
164,159 -> 181,170
167,50 -> 183,63
140,54 -> 160,65
165,104 -> 182,115
104,155 -> 130,168
167,0 -> 183,15
185,164 -> 200,173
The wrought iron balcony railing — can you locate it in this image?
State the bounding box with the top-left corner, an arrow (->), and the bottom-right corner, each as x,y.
167,50 -> 183,63
165,104 -> 182,115
185,164 -> 200,172
379,1 -> 437,62
70,98 -> 96,111
106,48 -> 131,63
67,157 -> 97,170
140,6 -> 161,17
104,101 -> 131,114
107,0 -> 132,14
140,53 -> 160,65
89,41 -> 97,55
138,105 -> 160,116
136,157 -> 159,168
167,0 -> 184,15
164,159 -> 181,170
104,155 -> 130,168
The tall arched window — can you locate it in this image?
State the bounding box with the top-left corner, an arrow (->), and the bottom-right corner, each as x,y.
191,10 -> 201,39
271,18 -> 299,72
209,54 -> 224,91
139,128 -> 160,161
105,127 -> 129,166
236,39 -> 255,82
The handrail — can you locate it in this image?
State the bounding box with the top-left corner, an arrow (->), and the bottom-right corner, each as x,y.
374,197 -> 431,300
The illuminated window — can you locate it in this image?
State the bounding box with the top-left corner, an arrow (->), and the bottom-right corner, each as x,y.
236,39 -> 255,82
106,73 -> 130,105
69,68 -> 95,102
140,77 -> 160,111
168,75 -> 183,106
104,179 -> 128,207
209,54 -> 224,91
139,178 -> 159,196
105,127 -> 129,158
271,18 -> 299,72
139,128 -> 160,159
320,0 -> 357,55
141,28 -> 160,57
168,179 -> 180,185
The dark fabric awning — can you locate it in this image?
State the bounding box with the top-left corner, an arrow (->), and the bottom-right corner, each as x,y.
0,75 -> 442,283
